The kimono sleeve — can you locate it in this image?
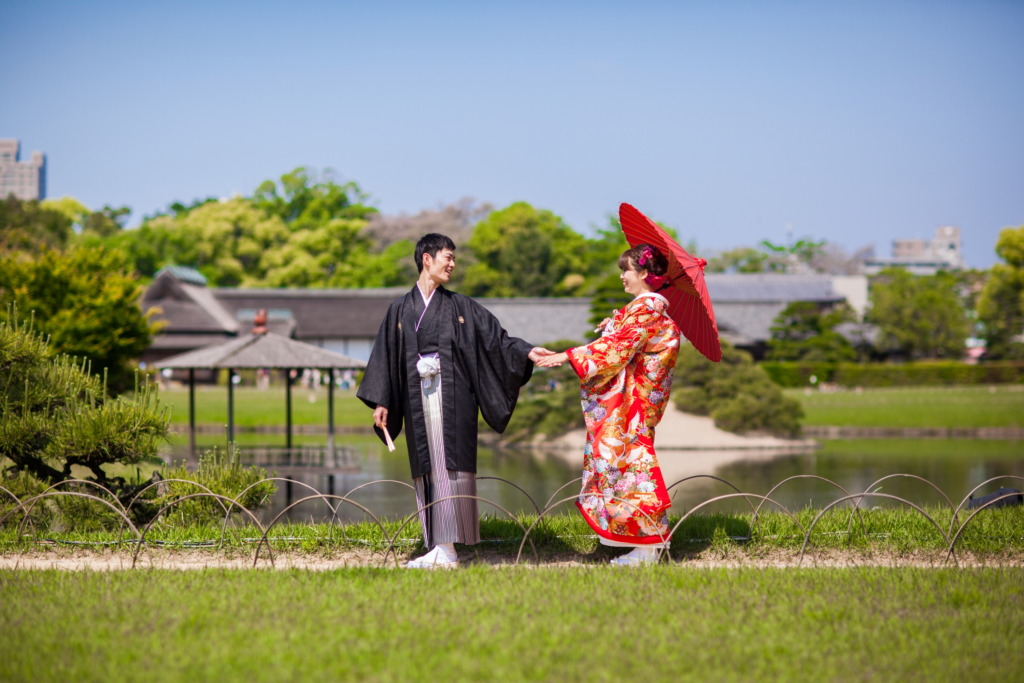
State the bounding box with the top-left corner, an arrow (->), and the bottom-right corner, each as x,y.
355,301 -> 405,445
461,296 -> 534,434
566,304 -> 652,386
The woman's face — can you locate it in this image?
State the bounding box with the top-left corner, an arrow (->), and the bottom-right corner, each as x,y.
620,258 -> 650,297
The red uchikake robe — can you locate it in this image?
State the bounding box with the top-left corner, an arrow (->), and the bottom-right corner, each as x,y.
566,292 -> 680,545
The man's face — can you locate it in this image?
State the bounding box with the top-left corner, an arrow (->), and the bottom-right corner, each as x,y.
424,248 -> 456,284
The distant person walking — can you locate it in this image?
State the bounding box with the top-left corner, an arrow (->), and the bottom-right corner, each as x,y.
358,233 -> 552,568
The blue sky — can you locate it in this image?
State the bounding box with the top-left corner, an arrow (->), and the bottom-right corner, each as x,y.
2,0 -> 1021,268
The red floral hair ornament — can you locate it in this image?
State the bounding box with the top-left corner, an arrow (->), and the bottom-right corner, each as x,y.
644,273 -> 667,288
637,246 -> 667,289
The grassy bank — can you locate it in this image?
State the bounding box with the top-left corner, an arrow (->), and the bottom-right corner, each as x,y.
3,506 -> 1022,559
156,384 -> 1024,433
158,385 -> 368,428
1,566 -> 1021,682
788,385 -> 1024,428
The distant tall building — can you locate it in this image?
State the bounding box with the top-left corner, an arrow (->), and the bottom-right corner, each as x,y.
0,139 -> 47,200
864,226 -> 965,275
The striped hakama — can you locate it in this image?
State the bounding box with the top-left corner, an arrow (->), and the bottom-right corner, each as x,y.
412,358 -> 479,546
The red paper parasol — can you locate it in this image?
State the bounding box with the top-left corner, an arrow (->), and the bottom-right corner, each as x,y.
619,202 -> 722,362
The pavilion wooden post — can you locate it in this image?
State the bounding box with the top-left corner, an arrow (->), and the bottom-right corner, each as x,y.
285,368 -> 293,450
227,368 -> 235,445
327,368 -> 335,457
188,369 -> 197,457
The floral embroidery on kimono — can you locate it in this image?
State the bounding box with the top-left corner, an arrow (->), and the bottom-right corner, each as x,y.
566,292 -> 680,545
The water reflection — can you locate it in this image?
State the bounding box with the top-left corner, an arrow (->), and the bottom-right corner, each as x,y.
159,438 -> 1024,523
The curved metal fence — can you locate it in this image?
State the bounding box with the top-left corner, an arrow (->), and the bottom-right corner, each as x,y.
1,474 -> 1021,569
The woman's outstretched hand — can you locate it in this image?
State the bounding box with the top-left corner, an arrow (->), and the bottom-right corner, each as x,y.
536,351 -> 569,368
529,347 -> 556,364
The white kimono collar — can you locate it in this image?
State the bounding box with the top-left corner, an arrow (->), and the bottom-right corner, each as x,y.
635,291 -> 670,306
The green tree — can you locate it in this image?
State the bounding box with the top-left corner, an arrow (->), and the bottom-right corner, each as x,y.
0,314 -> 169,510
105,167 -> 384,288
977,226 -> 1024,360
252,166 -> 375,226
760,237 -> 826,273
707,246 -> 773,273
80,204 -> 131,238
767,301 -> 857,362
0,247 -> 156,393
672,341 -> 803,437
462,202 -> 591,297
41,196 -> 90,227
0,195 -> 73,252
866,267 -> 971,360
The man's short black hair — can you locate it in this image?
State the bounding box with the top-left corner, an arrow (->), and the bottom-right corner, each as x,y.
414,233 -> 456,273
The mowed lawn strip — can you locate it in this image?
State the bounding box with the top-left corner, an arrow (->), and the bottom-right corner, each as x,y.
3,507 -> 1022,557
158,386 -> 369,428
1,567 -> 1021,682
788,385 -> 1024,429
156,384 -> 1024,431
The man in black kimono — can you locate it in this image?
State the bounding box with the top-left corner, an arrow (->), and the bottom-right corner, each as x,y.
357,234 -> 551,568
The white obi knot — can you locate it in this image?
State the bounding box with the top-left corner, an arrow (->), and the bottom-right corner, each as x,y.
417,354 -> 440,387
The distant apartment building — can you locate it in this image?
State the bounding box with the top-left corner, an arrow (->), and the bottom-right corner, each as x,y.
0,138 -> 47,200
863,226 -> 964,275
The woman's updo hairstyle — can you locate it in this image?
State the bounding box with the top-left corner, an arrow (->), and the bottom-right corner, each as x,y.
618,243 -> 669,290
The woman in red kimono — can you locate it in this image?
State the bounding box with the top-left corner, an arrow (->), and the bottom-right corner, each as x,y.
539,243 -> 680,565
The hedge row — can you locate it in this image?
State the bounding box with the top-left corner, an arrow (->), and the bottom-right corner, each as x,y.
760,361 -> 1024,388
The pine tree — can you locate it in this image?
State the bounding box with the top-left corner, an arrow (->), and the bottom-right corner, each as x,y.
0,312 -> 170,505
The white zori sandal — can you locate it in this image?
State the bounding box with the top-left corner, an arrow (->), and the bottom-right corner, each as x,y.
406,543 -> 459,569
609,546 -> 660,566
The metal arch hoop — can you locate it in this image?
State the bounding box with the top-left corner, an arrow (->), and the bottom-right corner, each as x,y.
253,494 -> 390,568
946,490 -> 1024,562
798,493 -> 952,567
132,492 -> 270,568
667,493 -> 804,561
477,476 -> 543,517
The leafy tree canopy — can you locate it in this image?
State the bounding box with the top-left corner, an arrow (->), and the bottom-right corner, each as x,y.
0,195 -> 73,252
866,267 -> 971,360
0,247 -> 155,393
977,225 -> 1024,360
0,314 -> 169,508
767,301 -> 858,363
99,167 -> 409,288
462,202 -> 593,297
252,167 -> 376,227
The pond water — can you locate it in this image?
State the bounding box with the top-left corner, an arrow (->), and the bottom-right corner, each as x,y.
160,436 -> 1024,524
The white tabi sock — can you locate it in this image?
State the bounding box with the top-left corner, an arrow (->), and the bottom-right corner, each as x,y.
436,543 -> 457,563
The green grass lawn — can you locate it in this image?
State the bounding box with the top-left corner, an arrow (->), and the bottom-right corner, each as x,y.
157,383 -> 1024,432
5,506 -> 1022,557
158,385 -> 370,428
787,385 -> 1024,428
1,566 -> 1020,682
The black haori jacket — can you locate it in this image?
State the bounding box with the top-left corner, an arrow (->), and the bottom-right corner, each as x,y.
357,287 -> 534,478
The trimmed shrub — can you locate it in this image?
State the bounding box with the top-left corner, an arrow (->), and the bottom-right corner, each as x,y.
158,448 -> 275,526
674,342 -> 804,438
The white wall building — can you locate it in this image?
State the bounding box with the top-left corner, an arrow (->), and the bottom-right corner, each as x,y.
0,139 -> 46,200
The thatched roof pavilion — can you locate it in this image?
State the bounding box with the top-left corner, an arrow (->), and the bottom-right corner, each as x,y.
157,325 -> 366,455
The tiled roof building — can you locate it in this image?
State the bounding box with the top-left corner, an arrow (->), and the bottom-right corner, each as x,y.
141,269 -> 865,369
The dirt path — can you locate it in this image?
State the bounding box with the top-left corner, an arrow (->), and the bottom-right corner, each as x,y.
3,547 -> 1021,571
